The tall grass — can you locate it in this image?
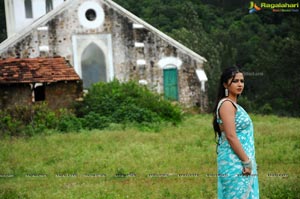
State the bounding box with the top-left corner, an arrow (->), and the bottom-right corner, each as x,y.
0,114 -> 299,198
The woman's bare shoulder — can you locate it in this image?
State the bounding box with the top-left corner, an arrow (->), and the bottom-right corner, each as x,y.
219,100 -> 237,115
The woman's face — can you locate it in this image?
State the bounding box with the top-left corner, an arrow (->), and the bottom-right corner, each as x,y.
225,72 -> 244,96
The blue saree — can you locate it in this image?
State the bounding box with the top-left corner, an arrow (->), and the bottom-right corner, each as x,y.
216,99 -> 259,199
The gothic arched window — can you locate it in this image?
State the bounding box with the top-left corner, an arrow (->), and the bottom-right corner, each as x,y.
25,0 -> 33,18
46,0 -> 53,13
81,43 -> 106,88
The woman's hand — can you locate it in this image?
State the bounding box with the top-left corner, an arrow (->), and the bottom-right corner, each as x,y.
242,167 -> 252,176
242,159 -> 252,176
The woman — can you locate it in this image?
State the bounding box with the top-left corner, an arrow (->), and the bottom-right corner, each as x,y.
212,67 -> 259,199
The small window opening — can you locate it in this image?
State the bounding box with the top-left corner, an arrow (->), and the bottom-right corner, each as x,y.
34,84 -> 46,101
46,0 -> 53,13
25,0 -> 33,18
85,9 -> 97,21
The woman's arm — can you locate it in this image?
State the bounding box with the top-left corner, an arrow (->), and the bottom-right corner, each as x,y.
219,101 -> 249,162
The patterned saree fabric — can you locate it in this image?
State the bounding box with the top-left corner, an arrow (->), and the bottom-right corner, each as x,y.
216,99 -> 259,199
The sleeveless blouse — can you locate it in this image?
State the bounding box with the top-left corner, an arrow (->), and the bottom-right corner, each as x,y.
216,98 -> 259,199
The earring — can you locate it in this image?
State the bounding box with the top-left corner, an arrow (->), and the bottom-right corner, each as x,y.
225,88 -> 228,97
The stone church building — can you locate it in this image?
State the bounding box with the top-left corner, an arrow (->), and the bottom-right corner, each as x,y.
0,0 -> 208,110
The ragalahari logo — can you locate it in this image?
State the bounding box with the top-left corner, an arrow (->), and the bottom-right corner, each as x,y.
249,1 -> 299,13
249,1 -> 262,13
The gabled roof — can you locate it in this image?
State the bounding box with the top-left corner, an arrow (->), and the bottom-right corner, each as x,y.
0,57 -> 80,84
0,0 -> 206,63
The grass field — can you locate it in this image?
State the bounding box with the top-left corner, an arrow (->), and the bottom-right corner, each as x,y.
0,114 -> 299,198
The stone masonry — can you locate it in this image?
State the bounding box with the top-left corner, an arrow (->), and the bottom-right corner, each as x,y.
0,0 -> 208,109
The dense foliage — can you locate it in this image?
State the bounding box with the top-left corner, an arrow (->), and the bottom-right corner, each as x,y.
0,103 -> 80,137
75,79 -> 183,129
0,81 -> 182,137
112,0 -> 300,116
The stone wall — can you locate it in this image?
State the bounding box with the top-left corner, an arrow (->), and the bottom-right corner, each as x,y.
0,81 -> 82,110
0,0 -> 207,109
0,84 -> 32,109
45,81 -> 82,110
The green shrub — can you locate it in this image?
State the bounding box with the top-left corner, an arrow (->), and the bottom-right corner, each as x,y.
1,80 -> 183,136
9,103 -> 59,136
0,103 -> 81,136
56,110 -> 82,132
259,103 -> 273,115
0,110 -> 23,137
75,79 -> 183,127
80,111 -> 110,130
29,104 -> 58,134
112,103 -> 161,124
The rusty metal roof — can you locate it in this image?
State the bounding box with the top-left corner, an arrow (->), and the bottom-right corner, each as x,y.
0,57 -> 80,84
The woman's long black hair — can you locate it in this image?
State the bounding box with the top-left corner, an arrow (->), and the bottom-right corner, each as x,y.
212,66 -> 243,140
